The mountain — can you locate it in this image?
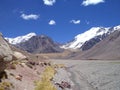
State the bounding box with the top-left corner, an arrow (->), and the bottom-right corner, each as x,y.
5,32 -> 36,44
5,25 -> 120,54
72,29 -> 120,60
15,35 -> 63,53
62,25 -> 120,50
5,33 -> 63,53
0,32 -> 51,90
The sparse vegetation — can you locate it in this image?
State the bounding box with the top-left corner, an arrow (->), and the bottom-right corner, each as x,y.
34,66 -> 56,90
7,61 -> 20,70
0,81 -> 14,90
8,64 -> 16,69
53,64 -> 65,68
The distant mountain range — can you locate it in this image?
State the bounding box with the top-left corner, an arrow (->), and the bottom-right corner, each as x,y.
5,25 -> 120,57
61,25 -> 120,50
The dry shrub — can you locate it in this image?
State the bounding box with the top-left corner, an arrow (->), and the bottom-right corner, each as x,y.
0,82 -> 14,90
34,66 -> 56,90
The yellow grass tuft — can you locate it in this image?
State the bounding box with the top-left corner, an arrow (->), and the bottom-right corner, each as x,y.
0,81 -> 13,90
34,66 -> 56,90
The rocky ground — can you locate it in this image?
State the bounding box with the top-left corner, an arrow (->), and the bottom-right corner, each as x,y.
51,59 -> 120,90
6,61 -> 44,90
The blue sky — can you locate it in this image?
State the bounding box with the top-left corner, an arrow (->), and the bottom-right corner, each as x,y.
0,0 -> 120,43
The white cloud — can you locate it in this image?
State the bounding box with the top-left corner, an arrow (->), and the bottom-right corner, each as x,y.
70,20 -> 81,24
21,13 -> 39,20
43,0 -> 56,6
82,0 -> 105,6
49,20 -> 56,25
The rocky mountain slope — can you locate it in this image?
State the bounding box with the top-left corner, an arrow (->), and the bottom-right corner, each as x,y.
62,25 -> 120,50
0,32 -> 72,90
5,33 -> 36,45
6,33 -> 63,54
72,29 -> 120,60
0,32 -> 53,90
16,35 -> 63,53
0,33 -> 13,73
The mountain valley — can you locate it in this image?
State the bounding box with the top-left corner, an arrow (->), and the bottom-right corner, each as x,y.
1,24 -> 120,90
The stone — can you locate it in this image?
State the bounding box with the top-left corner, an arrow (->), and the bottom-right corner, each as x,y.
0,33 -> 13,72
13,51 -> 27,60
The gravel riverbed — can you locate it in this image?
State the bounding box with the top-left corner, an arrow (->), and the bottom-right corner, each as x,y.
51,60 -> 120,90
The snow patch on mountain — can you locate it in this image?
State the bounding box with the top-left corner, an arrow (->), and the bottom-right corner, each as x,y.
113,25 -> 120,31
62,25 -> 120,49
5,32 -> 36,44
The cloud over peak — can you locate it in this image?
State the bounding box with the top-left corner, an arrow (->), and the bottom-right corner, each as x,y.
49,20 -> 56,25
43,0 -> 56,6
21,13 -> 39,20
82,0 -> 105,6
70,20 -> 80,24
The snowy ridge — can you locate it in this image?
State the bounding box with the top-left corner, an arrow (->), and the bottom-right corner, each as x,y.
62,25 -> 120,49
5,32 -> 36,44
113,25 -> 120,31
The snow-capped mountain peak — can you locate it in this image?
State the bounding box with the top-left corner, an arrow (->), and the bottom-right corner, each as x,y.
5,32 -> 36,44
113,25 -> 120,31
62,25 -> 120,49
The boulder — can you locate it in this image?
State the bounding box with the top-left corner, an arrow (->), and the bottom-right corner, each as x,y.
13,51 -> 27,60
0,33 -> 13,72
